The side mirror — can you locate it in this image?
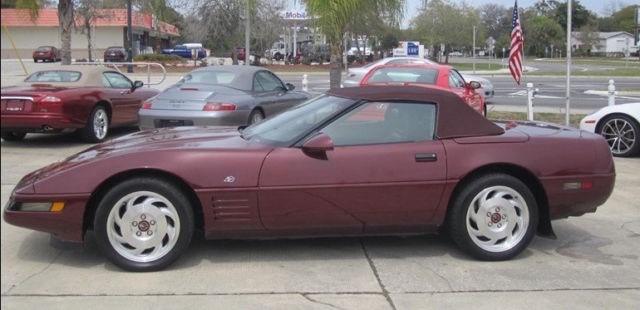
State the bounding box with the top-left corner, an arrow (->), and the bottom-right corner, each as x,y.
133,80 -> 144,89
285,83 -> 295,91
302,133 -> 333,158
467,81 -> 481,90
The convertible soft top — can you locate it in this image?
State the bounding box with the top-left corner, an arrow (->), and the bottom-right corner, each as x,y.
328,85 -> 504,139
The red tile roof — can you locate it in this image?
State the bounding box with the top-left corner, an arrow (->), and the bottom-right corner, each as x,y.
1,9 -> 179,36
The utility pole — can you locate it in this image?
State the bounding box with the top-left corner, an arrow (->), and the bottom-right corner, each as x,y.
472,25 -> 477,74
127,0 -> 133,73
565,0 -> 572,126
245,1 -> 250,66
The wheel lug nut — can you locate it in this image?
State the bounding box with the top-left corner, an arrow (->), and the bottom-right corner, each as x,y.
497,223 -> 502,228
141,214 -> 146,220
147,231 -> 153,236
488,222 -> 492,227
150,220 -> 156,225
495,207 -> 500,212
136,231 -> 142,236
132,221 -> 137,226
486,212 -> 491,217
502,214 -> 507,219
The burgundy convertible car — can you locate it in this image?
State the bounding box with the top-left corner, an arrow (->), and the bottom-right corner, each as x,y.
4,86 -> 615,271
1,67 -> 158,142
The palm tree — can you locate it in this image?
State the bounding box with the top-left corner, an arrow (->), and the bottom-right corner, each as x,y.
304,0 -> 403,88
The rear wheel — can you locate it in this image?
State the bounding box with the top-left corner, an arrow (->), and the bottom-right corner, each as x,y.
598,114 -> 639,157
33,59 -> 37,63
81,106 -> 109,143
482,104 -> 488,118
94,177 -> 194,271
248,109 -> 265,125
448,174 -> 538,260
1,131 -> 27,141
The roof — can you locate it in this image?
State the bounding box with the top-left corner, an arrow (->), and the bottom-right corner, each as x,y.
22,66 -> 112,87
1,9 -> 179,36
191,65 -> 268,91
328,86 -> 504,139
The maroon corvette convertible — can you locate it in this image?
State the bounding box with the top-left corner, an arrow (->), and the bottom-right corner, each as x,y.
4,86 -> 615,271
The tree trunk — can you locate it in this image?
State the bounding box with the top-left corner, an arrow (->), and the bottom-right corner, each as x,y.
58,0 -> 73,65
86,23 -> 93,62
329,44 -> 342,89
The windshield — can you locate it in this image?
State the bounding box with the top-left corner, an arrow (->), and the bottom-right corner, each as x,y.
25,70 -> 81,83
242,95 -> 356,146
36,46 -> 52,52
179,71 -> 236,85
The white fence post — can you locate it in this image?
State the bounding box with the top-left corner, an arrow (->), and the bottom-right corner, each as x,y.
302,74 -> 308,92
608,79 -> 616,106
526,82 -> 534,121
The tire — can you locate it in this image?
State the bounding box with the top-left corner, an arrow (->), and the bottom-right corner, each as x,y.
248,109 -> 265,125
81,106 -> 109,143
1,131 -> 27,141
597,114 -> 639,157
447,173 -> 538,261
482,104 -> 488,118
93,177 -> 195,271
33,59 -> 37,63
274,53 -> 282,61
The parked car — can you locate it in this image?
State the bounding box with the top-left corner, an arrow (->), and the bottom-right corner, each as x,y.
32,46 -> 60,63
580,102 -> 640,157
360,64 -> 487,116
138,65 -> 311,129
162,45 -> 206,59
104,46 -> 127,62
343,57 -> 494,100
1,67 -> 158,142
4,85 -> 615,271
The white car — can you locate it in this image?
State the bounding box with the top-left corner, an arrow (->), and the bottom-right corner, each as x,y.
343,57 -> 494,100
580,102 -> 640,157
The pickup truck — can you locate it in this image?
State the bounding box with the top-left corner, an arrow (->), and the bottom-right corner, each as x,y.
162,45 -> 206,59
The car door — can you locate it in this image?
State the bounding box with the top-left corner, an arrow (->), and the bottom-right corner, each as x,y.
258,101 -> 447,234
102,71 -> 139,125
252,71 -> 299,116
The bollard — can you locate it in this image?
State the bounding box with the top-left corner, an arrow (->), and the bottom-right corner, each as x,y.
526,82 -> 534,121
302,74 -> 309,92
608,79 -> 615,106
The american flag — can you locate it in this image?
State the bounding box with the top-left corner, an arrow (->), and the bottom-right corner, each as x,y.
509,0 -> 524,85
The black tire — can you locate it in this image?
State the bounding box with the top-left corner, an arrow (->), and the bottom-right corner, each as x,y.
274,53 -> 282,61
597,114 -> 639,157
447,173 -> 538,261
482,104 -> 488,118
1,131 -> 27,141
93,177 -> 195,271
33,59 -> 37,63
248,109 -> 265,125
81,106 -> 109,143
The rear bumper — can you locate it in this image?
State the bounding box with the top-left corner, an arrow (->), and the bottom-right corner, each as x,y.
1,114 -> 83,132
33,54 -> 54,60
138,109 -> 251,130
542,173 -> 616,219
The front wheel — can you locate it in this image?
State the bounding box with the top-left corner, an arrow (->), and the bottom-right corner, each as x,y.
598,114 -> 639,157
248,109 -> 265,125
81,106 -> 109,143
447,174 -> 538,260
1,131 -> 27,141
94,177 -> 194,271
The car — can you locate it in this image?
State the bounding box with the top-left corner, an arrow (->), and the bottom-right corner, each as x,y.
360,63 -> 487,116
579,102 -> 640,157
162,45 -> 206,59
138,66 -> 311,130
1,67 -> 159,142
4,85 -> 615,271
343,57 -> 495,100
104,46 -> 127,62
32,46 -> 60,63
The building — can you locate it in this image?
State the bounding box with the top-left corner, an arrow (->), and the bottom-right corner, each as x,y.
571,31 -> 638,55
1,9 -> 179,60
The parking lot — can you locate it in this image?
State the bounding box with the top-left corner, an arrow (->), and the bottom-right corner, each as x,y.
1,130 -> 639,309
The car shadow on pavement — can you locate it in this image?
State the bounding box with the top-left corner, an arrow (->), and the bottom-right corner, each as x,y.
1,127 -> 139,149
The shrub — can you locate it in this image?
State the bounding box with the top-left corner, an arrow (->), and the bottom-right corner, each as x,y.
133,54 -> 184,63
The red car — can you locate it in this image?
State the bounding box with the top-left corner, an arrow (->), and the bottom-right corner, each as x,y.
361,64 -> 487,116
103,46 -> 127,62
33,46 -> 61,63
4,86 -> 614,271
1,67 -> 158,142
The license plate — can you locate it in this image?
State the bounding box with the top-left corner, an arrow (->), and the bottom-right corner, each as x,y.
6,100 -> 24,112
39,52 -> 44,55
110,53 -> 116,55
159,120 -> 186,127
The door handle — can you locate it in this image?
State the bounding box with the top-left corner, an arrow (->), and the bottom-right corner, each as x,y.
415,153 -> 437,162
120,90 -> 130,95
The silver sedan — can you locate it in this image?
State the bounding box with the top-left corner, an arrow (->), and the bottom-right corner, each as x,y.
139,66 -> 311,130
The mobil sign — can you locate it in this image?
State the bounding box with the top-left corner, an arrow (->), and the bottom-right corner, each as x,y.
393,41 -> 422,57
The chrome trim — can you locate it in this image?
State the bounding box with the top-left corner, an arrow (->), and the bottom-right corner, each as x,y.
1,96 -> 35,102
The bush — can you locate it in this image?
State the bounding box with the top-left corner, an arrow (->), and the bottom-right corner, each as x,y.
133,54 -> 184,63
301,56 -> 312,65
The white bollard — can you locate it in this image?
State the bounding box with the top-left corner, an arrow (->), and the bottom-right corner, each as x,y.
608,79 -> 615,106
526,82 -> 534,121
302,74 -> 309,92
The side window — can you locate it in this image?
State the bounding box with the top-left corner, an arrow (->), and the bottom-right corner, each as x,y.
449,70 -> 466,89
253,74 -> 265,92
321,102 -> 436,146
102,75 -> 112,88
103,72 -> 132,89
255,71 -> 284,92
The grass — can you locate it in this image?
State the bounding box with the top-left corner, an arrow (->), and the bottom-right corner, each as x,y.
488,111 -> 586,128
528,67 -> 640,77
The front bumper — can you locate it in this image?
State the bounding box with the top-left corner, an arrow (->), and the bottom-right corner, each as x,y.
138,109 -> 251,130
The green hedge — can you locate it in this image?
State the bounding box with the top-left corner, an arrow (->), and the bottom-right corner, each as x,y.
133,54 -> 185,63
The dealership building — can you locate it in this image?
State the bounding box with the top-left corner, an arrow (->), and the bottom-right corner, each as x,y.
1,9 -> 180,60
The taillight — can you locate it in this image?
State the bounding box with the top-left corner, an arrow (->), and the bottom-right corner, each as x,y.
203,103 -> 236,111
40,96 -> 62,104
141,102 -> 152,109
37,96 -> 62,112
